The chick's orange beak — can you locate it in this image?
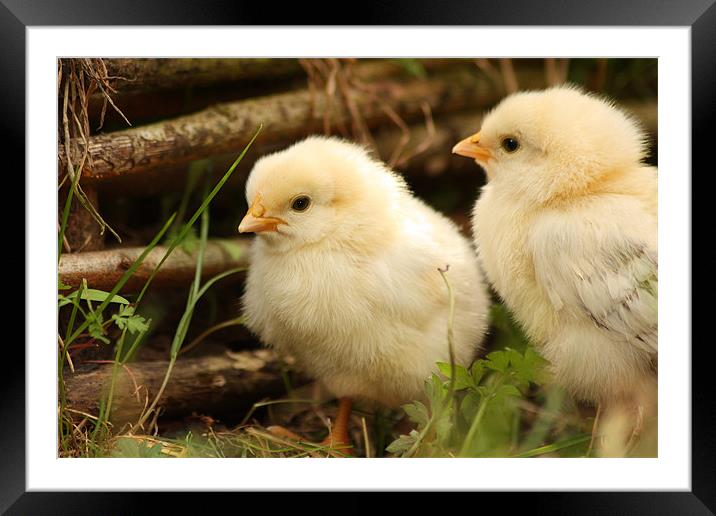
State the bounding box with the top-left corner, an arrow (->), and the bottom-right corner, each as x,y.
238,199 -> 284,233
452,132 -> 492,162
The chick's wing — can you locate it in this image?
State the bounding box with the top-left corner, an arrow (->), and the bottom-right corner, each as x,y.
529,201 -> 657,355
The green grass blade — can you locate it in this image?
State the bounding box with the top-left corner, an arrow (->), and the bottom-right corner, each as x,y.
513,433 -> 592,458
65,213 -> 177,345
131,127 -> 261,431
63,280 -> 85,344
57,168 -> 78,262
169,202 -> 210,359
195,267 -> 246,301
192,190 -> 210,299
134,125 -> 262,307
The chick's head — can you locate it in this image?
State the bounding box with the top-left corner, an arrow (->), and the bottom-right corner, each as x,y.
453,86 -> 648,204
239,136 -> 404,251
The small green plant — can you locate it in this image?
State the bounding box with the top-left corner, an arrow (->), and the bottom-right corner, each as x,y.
387,346 -> 579,457
388,345 -> 592,457
387,269 -> 590,458
57,127 -> 262,456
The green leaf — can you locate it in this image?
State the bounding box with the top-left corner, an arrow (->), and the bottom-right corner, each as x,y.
403,401 -> 429,428
425,373 -> 446,405
436,362 -> 451,376
58,278 -> 72,290
460,391 -> 481,420
496,384 -> 522,399
87,312 -> 110,344
58,288 -> 130,308
485,350 -> 510,372
112,305 -> 149,335
436,362 -> 473,390
475,385 -> 491,397
434,411 -> 454,445
386,430 -> 419,455
504,346 -> 551,385
470,361 -> 486,385
523,347 -> 551,384
112,314 -> 148,334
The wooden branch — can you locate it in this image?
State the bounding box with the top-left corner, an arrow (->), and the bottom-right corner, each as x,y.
61,67 -> 546,182
64,349 -> 291,423
97,58 -> 459,94
59,238 -> 250,292
85,59 -> 464,130
92,112 -> 486,196
95,58 -> 305,93
91,99 -> 656,197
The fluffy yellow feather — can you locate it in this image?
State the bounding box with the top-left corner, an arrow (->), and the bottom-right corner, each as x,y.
454,86 -> 657,410
240,137 -> 490,443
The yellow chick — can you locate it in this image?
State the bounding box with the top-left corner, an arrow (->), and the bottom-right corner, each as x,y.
453,86 -> 657,433
240,136 -> 490,449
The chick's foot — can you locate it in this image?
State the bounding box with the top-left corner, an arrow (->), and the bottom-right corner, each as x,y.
320,397 -> 355,456
266,397 -> 356,457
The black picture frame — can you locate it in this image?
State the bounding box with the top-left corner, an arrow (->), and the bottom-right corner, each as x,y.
6,0 -> 710,513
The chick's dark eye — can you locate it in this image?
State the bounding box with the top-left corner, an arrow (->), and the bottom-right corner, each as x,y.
291,196 -> 311,212
501,137 -> 520,153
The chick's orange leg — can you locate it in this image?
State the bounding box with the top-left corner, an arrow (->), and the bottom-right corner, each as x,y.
321,397 -> 353,450
266,398 -> 355,456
